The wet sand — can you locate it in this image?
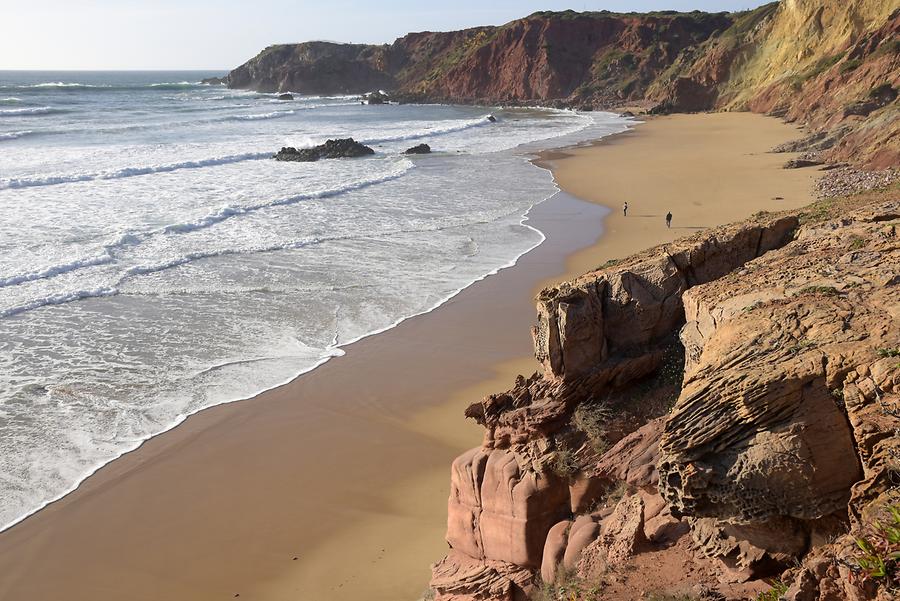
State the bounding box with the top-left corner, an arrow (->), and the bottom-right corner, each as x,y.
0,112 -> 816,601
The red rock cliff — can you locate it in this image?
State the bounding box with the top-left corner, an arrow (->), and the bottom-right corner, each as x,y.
429,188 -> 900,601
225,2 -> 899,168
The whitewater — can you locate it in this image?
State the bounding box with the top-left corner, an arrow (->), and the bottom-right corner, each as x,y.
0,70 -> 631,531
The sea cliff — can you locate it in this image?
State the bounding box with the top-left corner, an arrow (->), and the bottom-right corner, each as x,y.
224,1 -> 899,168
425,179 -> 900,600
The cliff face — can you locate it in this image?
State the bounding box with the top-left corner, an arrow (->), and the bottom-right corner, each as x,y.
398,12 -> 732,105
224,2 -> 899,168
225,11 -> 732,103
651,0 -> 900,167
430,189 -> 900,601
225,42 -> 395,94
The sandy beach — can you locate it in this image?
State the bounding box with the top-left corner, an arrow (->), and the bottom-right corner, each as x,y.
0,112 -> 818,601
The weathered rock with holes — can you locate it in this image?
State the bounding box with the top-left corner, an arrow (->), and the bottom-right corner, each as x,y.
660,199 -> 900,578
434,197 -> 900,599
431,550 -> 535,601
532,215 -> 799,380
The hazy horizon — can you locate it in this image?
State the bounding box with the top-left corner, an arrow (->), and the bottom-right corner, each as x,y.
4,0 -> 770,71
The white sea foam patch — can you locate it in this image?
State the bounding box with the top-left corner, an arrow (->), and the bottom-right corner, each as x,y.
0,151 -> 273,190
223,109 -> 296,121
0,130 -> 32,141
0,158 -> 415,298
0,253 -> 114,288
157,157 -> 415,237
0,106 -> 63,116
362,115 -> 493,145
0,287 -> 119,319
0,97 -> 22,104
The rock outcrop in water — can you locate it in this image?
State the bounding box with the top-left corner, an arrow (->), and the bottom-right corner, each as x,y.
427,187 -> 900,600
273,138 -> 375,162
404,143 -> 431,154
225,1 -> 899,168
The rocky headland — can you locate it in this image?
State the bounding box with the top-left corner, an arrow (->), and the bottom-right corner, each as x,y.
428,185 -> 899,601
223,0 -> 899,169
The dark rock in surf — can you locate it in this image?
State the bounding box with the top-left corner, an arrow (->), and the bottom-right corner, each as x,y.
404,143 -> 431,155
274,138 -> 375,162
277,93 -> 295,101
486,115 -> 497,122
365,91 -> 389,105
201,76 -> 226,85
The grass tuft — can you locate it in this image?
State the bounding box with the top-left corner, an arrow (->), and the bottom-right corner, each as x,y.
854,504 -> 900,592
755,580 -> 788,601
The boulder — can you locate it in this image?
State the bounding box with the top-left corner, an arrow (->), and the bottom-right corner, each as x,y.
574,493 -> 647,577
783,158 -> 824,169
593,418 -> 663,490
447,448 -> 570,568
540,521 -> 571,583
274,138 -> 375,162
365,90 -> 389,105
562,515 -> 602,570
487,115 -> 497,123
404,143 -> 431,154
277,93 -> 294,100
599,493 -> 647,564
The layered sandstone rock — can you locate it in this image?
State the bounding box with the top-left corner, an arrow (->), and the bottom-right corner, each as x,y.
532,215 -> 799,381
431,195 -> 899,600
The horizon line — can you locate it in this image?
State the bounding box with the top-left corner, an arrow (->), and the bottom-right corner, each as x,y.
0,67 -> 231,72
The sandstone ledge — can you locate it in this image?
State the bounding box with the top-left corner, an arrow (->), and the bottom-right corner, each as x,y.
430,186 -> 900,601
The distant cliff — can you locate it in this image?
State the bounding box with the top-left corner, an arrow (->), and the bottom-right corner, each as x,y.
224,1 -> 899,168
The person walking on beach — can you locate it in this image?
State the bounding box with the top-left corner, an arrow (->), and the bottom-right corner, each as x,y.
623,201 -> 628,217
666,211 -> 672,228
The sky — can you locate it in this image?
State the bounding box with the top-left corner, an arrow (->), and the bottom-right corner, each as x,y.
1,0 -> 769,71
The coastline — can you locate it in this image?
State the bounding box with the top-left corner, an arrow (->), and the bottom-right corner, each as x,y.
0,112 -> 817,601
0,106 -> 619,536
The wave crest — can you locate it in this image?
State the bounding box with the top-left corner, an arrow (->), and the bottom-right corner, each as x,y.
0,254 -> 114,289
0,151 -> 273,190
0,106 -> 64,116
0,287 -> 119,319
362,115 -> 493,145
0,130 -> 33,141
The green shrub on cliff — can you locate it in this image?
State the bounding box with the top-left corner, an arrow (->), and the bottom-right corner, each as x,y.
755,580 -> 788,601
853,504 -> 900,592
574,401 -> 613,456
550,447 -> 579,479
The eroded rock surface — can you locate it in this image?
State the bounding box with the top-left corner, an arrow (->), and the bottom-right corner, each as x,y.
431,195 -> 900,600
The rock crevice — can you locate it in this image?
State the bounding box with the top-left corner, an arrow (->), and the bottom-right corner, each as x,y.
431,195 -> 899,600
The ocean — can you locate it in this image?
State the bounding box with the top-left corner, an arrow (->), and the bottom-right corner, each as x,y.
0,70 -> 630,531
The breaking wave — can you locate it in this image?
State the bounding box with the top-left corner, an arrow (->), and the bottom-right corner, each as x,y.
0,151 -> 273,190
